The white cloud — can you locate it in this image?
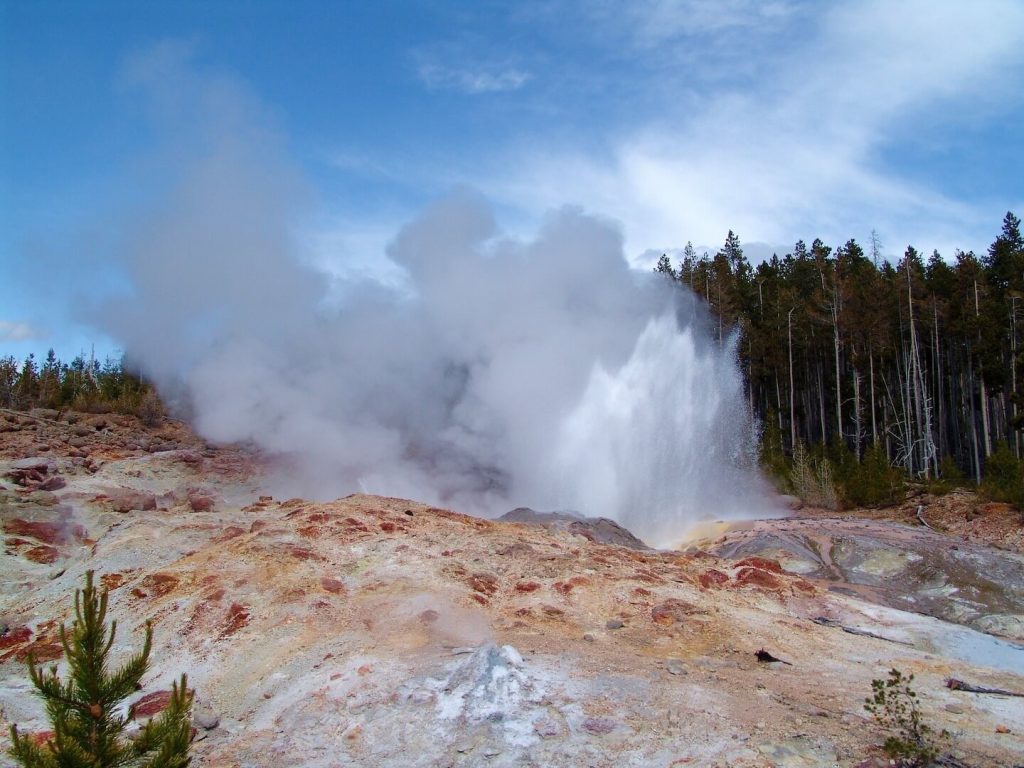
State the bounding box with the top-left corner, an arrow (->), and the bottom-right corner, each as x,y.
0,320 -> 46,342
486,0 -> 1024,261
416,59 -> 530,94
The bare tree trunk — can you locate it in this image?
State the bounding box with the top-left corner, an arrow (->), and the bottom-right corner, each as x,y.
852,367 -> 862,460
788,308 -> 796,451
817,360 -> 826,444
869,348 -> 878,446
968,360 -> 981,481
1013,297 -> 1020,457
833,301 -> 842,445
975,280 -> 992,457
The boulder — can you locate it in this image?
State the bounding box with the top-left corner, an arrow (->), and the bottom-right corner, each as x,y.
111,491 -> 158,513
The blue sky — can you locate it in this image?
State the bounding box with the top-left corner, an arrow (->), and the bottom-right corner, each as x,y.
3,0 -> 1023,361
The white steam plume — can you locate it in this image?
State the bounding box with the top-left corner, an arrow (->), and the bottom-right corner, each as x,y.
89,48 -> 776,546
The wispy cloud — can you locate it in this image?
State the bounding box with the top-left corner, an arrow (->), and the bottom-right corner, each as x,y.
416,58 -> 530,94
0,320 -> 46,342
488,0 -> 1024,261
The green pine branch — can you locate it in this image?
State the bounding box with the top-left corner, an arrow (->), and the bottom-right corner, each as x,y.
7,571 -> 193,768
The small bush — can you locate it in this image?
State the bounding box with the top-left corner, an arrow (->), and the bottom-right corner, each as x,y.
843,444 -> 905,507
981,441 -> 1024,510
927,454 -> 966,495
864,668 -> 948,766
790,442 -> 838,510
137,391 -> 165,428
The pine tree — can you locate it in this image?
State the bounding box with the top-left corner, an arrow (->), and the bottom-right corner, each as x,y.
8,571 -> 193,768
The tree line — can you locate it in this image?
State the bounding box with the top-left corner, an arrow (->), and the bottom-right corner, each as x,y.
0,349 -> 157,418
656,211 -> 1024,506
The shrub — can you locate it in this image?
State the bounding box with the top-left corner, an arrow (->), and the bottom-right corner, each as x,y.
8,571 -> 193,768
790,441 -> 838,510
981,441 -> 1024,511
843,444 -> 905,507
864,668 -> 948,766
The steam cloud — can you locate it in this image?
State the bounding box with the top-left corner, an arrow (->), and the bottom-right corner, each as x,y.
88,48 -> 776,546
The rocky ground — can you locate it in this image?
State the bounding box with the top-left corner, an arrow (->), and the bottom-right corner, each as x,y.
1,408 -> 1022,767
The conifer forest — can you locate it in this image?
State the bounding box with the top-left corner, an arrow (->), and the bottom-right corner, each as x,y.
656,212 -> 1023,501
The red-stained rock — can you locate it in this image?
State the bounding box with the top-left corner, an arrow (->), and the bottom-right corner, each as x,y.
25,544 -> 59,564
220,603 -> 250,637
468,572 -> 499,595
735,556 -> 784,574
176,451 -> 203,466
321,577 -> 346,595
17,640 -> 63,663
24,731 -> 54,747
132,690 -> 172,718
633,568 -> 664,584
651,599 -> 698,625
733,567 -> 784,591
418,609 -> 439,624
470,593 -> 489,605
283,544 -> 321,561
3,518 -> 85,545
633,587 -> 653,596
110,491 -> 157,513
36,475 -> 66,491
0,626 -> 32,650
100,572 -> 126,591
515,581 -> 541,593
792,579 -> 816,593
380,521 -> 397,533
214,526 -> 245,542
699,569 -> 730,589
188,494 -> 214,512
541,605 -> 564,617
250,520 -> 268,533
140,573 -> 180,597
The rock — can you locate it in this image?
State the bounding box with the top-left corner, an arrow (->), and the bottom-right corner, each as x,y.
606,619 -> 625,630
36,476 -> 66,491
26,491 -> 58,506
9,457 -> 51,471
192,703 -> 220,730
132,690 -> 172,718
944,703 -> 965,714
581,716 -> 619,734
534,717 -> 562,738
995,724 -> 1011,733
651,599 -> 698,625
665,659 -> 687,676
188,493 -> 214,512
583,633 -> 595,642
111,492 -> 158,513
498,507 -> 650,550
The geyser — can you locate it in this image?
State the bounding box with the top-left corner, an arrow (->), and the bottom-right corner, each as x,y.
86,54 -> 776,546
100,191 -> 773,546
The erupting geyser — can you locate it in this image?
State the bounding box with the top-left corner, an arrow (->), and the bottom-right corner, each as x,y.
102,191 -> 773,547
89,67 -> 776,546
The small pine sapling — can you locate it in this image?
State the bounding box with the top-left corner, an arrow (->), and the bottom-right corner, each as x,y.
864,667 -> 948,766
8,570 -> 193,768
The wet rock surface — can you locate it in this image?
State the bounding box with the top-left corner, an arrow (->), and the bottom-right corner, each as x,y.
1,412 -> 1022,767
700,516 -> 1024,642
